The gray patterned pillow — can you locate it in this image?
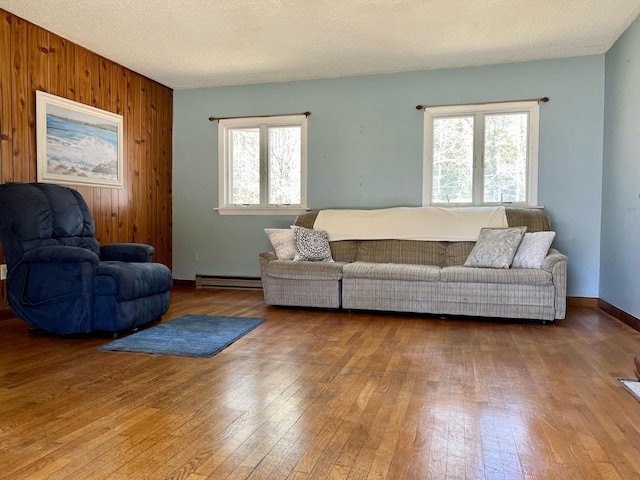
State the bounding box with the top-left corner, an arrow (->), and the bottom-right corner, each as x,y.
264,228 -> 296,260
293,226 -> 334,262
512,231 -> 556,269
464,227 -> 527,269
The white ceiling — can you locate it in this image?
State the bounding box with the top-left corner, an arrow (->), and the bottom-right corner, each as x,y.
1,0 -> 639,90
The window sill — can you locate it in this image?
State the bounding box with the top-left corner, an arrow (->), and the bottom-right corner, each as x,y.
427,203 -> 544,209
215,207 -> 308,216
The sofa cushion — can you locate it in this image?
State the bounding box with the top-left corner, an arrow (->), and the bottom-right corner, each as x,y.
293,226 -> 334,262
343,261 -> 440,282
463,227 -> 526,268
512,231 -> 556,269
440,266 -> 552,286
265,260 -> 346,280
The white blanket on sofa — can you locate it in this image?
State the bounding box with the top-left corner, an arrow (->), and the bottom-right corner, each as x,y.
313,206 -> 508,241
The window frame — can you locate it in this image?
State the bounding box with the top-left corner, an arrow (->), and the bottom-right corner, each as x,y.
422,100 -> 540,207
217,114 -> 308,215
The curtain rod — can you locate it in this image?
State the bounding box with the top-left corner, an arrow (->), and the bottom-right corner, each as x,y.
209,111 -> 311,122
416,97 -> 549,110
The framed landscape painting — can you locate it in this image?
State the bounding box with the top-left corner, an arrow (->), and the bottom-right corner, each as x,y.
36,91 -> 124,188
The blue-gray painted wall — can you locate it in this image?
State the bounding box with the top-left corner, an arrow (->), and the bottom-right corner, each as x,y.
173,56 -> 606,297
601,14 -> 640,316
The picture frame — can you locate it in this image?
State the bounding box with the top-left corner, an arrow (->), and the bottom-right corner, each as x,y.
36,90 -> 124,188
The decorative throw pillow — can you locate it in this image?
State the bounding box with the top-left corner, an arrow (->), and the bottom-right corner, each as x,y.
463,227 -> 527,269
512,231 -> 556,269
264,228 -> 296,260
293,226 -> 334,262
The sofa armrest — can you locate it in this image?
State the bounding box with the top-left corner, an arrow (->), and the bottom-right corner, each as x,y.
541,248 -> 568,319
100,243 -> 155,262
259,251 -> 278,262
259,251 -> 277,277
540,248 -> 568,273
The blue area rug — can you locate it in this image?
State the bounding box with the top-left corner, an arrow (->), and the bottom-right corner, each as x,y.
98,315 -> 265,357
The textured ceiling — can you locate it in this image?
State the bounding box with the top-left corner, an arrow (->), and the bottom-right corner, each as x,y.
1,0 -> 639,90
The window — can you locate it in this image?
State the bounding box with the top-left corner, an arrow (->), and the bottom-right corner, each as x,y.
217,114 -> 307,215
422,101 -> 540,207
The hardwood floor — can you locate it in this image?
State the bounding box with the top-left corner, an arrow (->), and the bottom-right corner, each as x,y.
1,287 -> 640,479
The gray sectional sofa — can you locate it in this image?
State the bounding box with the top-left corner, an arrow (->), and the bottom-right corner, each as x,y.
259,208 -> 567,322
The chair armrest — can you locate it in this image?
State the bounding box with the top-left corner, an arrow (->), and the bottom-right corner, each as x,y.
14,247 -> 99,308
22,246 -> 99,267
100,243 -> 155,262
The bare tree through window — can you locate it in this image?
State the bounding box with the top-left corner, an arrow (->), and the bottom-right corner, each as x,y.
425,101 -> 538,206
220,114 -> 307,213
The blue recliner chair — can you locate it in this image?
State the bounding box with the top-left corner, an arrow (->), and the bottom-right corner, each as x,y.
0,182 -> 173,336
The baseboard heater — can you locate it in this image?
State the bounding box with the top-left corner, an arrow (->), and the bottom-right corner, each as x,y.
195,274 -> 263,290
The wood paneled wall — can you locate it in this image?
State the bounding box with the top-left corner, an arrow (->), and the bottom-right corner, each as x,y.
0,9 -> 173,310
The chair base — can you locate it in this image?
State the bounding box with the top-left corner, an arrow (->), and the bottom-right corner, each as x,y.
28,327 -> 48,336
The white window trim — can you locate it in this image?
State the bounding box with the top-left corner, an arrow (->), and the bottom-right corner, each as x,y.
422,100 -> 540,207
217,114 -> 308,215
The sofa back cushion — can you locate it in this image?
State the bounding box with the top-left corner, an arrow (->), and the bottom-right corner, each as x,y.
504,208 -> 550,232
294,208 -> 551,266
357,240 -> 445,265
329,240 -> 358,263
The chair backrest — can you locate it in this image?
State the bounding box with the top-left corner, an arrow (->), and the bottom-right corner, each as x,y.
0,182 -> 100,269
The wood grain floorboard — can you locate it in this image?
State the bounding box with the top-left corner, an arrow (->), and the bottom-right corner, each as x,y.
0,287 -> 639,479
